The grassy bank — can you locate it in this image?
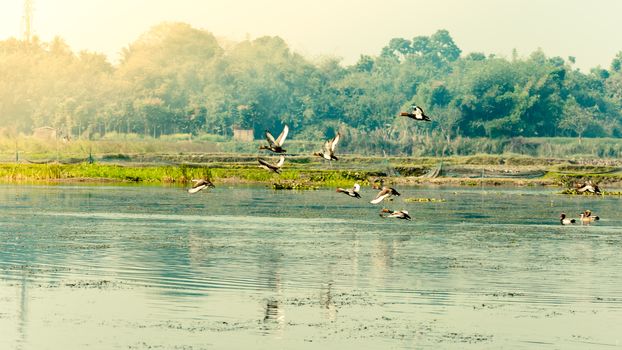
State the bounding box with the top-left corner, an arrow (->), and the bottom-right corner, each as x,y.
0,163 -> 380,188
2,156 -> 622,189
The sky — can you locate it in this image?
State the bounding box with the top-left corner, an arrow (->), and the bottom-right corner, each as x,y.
1,0 -> 621,71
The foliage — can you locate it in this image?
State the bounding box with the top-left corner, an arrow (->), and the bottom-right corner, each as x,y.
1,25 -> 622,157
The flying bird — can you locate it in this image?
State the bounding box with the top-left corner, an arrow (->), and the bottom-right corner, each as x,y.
336,183 -> 361,198
575,180 -> 601,194
188,179 -> 215,194
314,133 -> 340,161
559,213 -> 576,225
400,105 -> 431,121
379,208 -> 412,220
258,155 -> 285,174
370,186 -> 401,204
259,125 -> 289,153
371,177 -> 385,190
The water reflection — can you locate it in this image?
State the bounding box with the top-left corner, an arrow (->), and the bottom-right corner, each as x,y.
1,184 -> 622,349
319,281 -> 336,321
17,274 -> 28,350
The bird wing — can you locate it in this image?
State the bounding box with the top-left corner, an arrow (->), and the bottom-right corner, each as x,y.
370,188 -> 391,204
322,138 -> 332,154
275,155 -> 285,168
191,179 -> 206,188
188,184 -> 206,194
258,158 -> 272,168
390,187 -> 401,196
265,130 -> 277,147
275,125 -> 289,147
330,133 -> 340,152
376,187 -> 390,198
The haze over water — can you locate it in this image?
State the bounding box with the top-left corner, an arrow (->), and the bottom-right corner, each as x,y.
1,184 -> 621,349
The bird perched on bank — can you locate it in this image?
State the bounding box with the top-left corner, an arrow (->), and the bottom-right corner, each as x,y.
258,155 -> 285,174
400,105 -> 431,122
188,179 -> 215,194
575,180 -> 601,194
370,186 -> 401,204
313,133 -> 340,161
379,208 -> 412,220
559,213 -> 576,225
259,125 -> 289,153
336,183 -> 361,198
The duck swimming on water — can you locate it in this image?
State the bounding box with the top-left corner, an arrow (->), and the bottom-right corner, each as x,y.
188,179 -> 215,194
336,183 -> 361,198
400,105 -> 431,122
559,213 -> 576,225
582,209 -> 600,222
259,125 -> 289,153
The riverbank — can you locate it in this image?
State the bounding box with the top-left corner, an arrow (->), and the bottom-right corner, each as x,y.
2,155 -> 622,189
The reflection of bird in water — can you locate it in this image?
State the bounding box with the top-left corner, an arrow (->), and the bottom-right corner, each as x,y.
336,183 -> 361,198
263,298 -> 285,324
379,208 -> 412,220
319,281 -> 337,321
261,266 -> 285,333
559,213 -> 576,225
370,186 -> 401,204
259,125 -> 289,153
187,179 -> 215,194
400,104 -> 431,121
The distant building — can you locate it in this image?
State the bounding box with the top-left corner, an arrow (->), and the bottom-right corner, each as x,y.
33,126 -> 58,140
233,128 -> 254,142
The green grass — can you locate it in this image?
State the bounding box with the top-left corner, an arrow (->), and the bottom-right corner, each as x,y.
0,163 -> 381,188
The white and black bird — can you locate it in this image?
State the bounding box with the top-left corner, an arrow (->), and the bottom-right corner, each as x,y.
259,125 -> 289,153
188,179 -> 215,194
400,105 -> 431,121
575,180 -> 601,194
258,155 -> 285,174
379,208 -> 412,220
370,186 -> 401,204
559,213 -> 576,225
336,183 -> 361,198
314,133 -> 340,161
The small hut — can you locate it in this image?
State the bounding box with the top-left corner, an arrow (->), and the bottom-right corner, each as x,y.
233,128 -> 254,142
33,126 -> 58,140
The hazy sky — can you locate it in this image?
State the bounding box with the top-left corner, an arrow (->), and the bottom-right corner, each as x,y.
1,0 -> 621,71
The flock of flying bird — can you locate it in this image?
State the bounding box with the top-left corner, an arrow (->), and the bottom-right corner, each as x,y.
187,104 -> 602,224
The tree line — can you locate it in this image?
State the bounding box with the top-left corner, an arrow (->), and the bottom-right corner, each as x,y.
1,22 -> 621,151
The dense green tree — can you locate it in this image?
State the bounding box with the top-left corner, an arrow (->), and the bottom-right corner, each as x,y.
1,23 -> 621,154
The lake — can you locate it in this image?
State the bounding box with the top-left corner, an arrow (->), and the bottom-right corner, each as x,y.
1,184 -> 621,349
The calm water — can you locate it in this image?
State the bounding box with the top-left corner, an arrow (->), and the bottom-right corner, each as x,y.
1,184 -> 621,349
